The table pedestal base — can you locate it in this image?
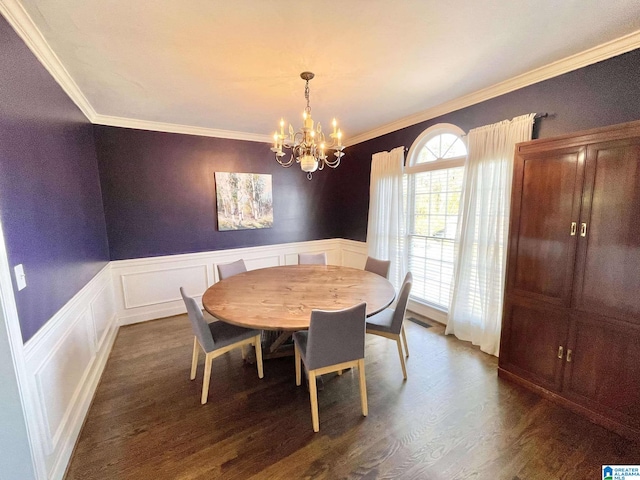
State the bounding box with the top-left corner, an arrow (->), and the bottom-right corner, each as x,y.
262,330 -> 295,359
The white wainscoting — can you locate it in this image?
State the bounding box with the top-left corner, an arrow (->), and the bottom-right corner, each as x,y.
12,238 -> 450,480
110,238 -> 447,328
111,238 -> 367,326
13,237 -> 450,479
22,264 -> 118,480
13,239 -> 367,479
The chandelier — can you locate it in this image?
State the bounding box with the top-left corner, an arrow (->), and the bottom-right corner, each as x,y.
271,72 -> 345,180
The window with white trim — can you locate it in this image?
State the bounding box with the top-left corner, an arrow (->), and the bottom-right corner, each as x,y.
405,124 -> 467,310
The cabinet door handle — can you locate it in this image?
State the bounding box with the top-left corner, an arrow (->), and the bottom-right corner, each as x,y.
580,222 -> 587,237
557,346 -> 564,359
570,222 -> 577,236
566,349 -> 572,362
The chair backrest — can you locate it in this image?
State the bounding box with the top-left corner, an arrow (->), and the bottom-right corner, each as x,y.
180,287 -> 215,352
389,272 -> 413,334
305,302 -> 366,370
298,252 -> 327,265
364,256 -> 391,278
217,259 -> 247,280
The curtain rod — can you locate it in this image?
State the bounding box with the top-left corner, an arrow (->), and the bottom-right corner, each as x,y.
458,112 -> 549,138
402,113 -> 550,151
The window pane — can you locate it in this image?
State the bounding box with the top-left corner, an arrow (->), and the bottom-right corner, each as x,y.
443,137 -> 467,159
447,167 -> 464,190
416,133 -> 467,164
417,146 -> 437,163
407,164 -> 464,310
439,134 -> 459,158
425,136 -> 441,158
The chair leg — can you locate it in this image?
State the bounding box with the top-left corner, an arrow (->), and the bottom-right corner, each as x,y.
254,335 -> 264,379
401,325 -> 409,358
201,353 -> 213,404
308,370 -> 320,432
396,337 -> 408,380
358,359 -> 368,416
190,337 -> 199,380
241,345 -> 247,360
294,343 -> 301,386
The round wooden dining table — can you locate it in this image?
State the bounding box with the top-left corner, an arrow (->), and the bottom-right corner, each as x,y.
202,264 -> 396,332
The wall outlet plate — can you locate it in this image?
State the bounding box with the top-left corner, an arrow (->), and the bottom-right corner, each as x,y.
14,264 -> 26,291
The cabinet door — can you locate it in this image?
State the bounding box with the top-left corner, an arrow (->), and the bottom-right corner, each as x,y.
562,314 -> 640,432
499,298 -> 570,392
573,137 -> 640,322
507,146 -> 585,306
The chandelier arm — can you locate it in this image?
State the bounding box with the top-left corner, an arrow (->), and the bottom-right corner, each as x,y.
276,153 -> 295,168
324,156 -> 341,168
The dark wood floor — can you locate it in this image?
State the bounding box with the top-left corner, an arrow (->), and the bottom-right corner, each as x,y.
65,314 -> 638,479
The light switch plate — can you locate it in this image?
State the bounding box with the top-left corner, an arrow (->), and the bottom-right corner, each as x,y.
14,264 -> 26,291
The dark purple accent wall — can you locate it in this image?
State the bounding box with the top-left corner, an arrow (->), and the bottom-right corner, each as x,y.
94,126 -> 340,260
0,17 -> 110,342
334,49 -> 640,241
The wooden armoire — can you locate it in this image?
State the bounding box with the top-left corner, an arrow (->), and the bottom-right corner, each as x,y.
499,120 -> 640,440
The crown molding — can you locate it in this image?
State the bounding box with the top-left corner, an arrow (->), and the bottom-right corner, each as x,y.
92,114 -> 273,143
2,0 -> 638,145
346,30 -> 640,147
0,0 -> 98,121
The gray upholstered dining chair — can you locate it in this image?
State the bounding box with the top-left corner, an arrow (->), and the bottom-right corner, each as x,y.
180,287 -> 263,404
364,256 -> 391,278
298,252 -> 328,265
217,258 -> 247,280
293,302 -> 368,432
365,272 -> 413,379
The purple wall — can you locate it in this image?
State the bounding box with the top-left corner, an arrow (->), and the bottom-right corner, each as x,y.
335,48 -> 640,241
94,126 -> 340,260
0,17 -> 110,342
94,49 -> 640,261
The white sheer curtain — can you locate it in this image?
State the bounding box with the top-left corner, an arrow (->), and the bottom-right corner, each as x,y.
366,146 -> 406,290
446,114 -> 535,356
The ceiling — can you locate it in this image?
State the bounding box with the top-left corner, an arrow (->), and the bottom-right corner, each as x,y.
7,0 -> 640,144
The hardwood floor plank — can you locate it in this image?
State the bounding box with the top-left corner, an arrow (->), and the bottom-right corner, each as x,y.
64,315 -> 638,480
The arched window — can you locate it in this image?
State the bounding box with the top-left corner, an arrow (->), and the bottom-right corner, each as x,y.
405,124 -> 467,311
406,123 -> 467,172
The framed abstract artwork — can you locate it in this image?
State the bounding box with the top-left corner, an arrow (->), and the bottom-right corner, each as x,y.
214,172 -> 273,231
